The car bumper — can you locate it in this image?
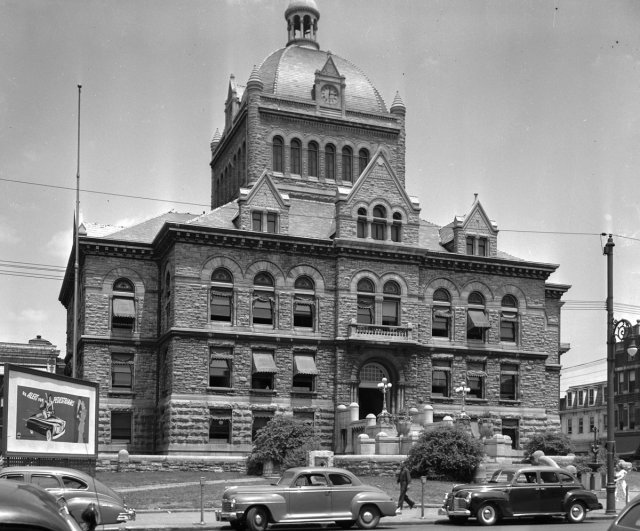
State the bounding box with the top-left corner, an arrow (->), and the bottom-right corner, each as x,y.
215,509 -> 243,522
439,506 -> 471,517
117,507 -> 136,522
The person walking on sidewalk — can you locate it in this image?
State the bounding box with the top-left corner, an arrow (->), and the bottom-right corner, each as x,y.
396,463 -> 415,513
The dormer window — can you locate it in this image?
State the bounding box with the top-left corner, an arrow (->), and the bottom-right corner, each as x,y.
357,208 -> 368,238
252,211 -> 278,234
390,212 -> 402,242
371,205 -> 386,240
466,235 -> 488,256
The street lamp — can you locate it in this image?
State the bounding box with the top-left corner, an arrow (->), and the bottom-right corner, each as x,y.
377,377 -> 392,415
455,381 -> 471,417
604,235 -> 640,514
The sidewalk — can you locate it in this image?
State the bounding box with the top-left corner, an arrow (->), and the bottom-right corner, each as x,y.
100,504 -> 617,531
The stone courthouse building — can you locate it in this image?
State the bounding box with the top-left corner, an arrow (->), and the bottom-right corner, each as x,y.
60,0 -> 570,456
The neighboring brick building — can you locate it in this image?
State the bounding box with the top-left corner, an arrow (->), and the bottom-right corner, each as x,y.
59,0 -> 570,456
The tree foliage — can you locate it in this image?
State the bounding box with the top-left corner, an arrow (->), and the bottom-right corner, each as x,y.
405,425 -> 484,482
247,416 -> 317,475
523,431 -> 573,459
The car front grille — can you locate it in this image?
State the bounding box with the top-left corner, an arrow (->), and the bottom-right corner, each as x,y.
222,500 -> 234,512
453,497 -> 468,510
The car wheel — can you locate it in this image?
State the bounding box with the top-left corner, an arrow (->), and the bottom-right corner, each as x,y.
336,520 -> 355,529
356,505 -> 380,530
246,507 -> 269,531
476,503 -> 499,526
566,501 -> 586,523
448,516 -> 469,524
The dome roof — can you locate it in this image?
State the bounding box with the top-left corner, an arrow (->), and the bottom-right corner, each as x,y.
257,46 -> 388,114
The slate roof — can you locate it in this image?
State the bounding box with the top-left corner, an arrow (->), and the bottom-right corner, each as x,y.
257,46 -> 387,114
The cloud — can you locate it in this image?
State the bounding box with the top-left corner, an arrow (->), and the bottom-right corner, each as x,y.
19,308 -> 48,323
46,229 -> 72,262
0,217 -> 20,244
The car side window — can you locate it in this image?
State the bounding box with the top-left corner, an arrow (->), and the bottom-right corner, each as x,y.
618,503 -> 640,528
294,475 -> 310,487
516,472 -> 537,484
540,472 -> 558,483
62,476 -> 87,489
329,474 -> 352,486
308,474 -> 327,486
32,474 -> 60,489
1,474 -> 25,482
558,472 -> 575,484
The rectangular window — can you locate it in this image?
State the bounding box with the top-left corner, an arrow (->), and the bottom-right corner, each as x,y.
209,357 -> 232,388
357,295 -> 375,324
111,297 -> 135,332
500,363 -> 519,400
567,418 -> 573,435
478,238 -> 487,256
619,372 -> 626,393
589,416 -> 595,432
466,237 -> 474,255
578,417 -> 584,434
209,408 -> 231,443
211,288 -> 233,322
253,291 -> 274,325
111,411 -> 132,442
467,309 -> 489,341
588,388 -> 596,405
252,351 -> 277,390
630,371 -> 636,393
567,392 -> 574,407
292,354 -> 318,392
111,353 -> 134,391
357,219 -> 367,238
390,223 -> 401,242
578,389 -> 585,406
382,299 -> 399,326
432,308 -> 451,338
266,212 -> 278,234
467,361 -> 485,399
293,296 -> 314,328
252,211 -> 263,232
432,359 -> 451,397
371,221 -> 385,240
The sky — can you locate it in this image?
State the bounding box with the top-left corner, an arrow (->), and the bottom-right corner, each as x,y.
1,0 -> 639,392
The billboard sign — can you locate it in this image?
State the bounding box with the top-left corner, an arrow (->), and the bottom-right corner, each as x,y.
1,364 -> 98,458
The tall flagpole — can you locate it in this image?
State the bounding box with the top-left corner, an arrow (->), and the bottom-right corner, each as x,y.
72,85 -> 81,379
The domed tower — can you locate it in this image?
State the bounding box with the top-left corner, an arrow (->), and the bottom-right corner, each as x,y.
210,0 -> 406,209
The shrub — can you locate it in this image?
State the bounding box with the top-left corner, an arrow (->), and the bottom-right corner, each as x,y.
523,432 -> 573,459
405,425 -> 484,482
246,416 -> 318,475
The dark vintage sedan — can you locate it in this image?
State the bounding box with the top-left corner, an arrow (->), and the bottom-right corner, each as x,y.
439,465 -> 603,525
0,479 -> 82,531
215,466 -> 397,531
0,466 -> 135,525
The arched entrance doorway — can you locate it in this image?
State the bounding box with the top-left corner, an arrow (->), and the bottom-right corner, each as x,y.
358,362 -> 391,419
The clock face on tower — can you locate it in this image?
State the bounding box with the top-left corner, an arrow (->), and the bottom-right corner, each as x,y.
320,84 -> 339,105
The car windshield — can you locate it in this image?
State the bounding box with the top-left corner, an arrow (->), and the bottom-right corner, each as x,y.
276,470 -> 297,486
489,470 -> 515,483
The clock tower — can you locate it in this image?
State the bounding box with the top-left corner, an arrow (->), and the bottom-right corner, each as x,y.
314,53 -> 345,114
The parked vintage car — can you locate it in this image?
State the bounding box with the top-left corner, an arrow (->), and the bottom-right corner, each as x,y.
0,466 -> 135,525
0,479 -> 82,531
439,465 -> 603,525
608,493 -> 640,531
215,466 -> 397,531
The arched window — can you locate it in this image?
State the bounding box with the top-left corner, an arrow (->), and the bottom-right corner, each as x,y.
358,148 -> 369,176
357,207 -> 367,238
467,291 -> 489,341
290,138 -> 302,175
211,267 -> 234,322
293,275 -> 315,328
342,146 -> 353,182
325,144 -> 336,180
357,278 -> 375,324
253,272 -> 275,326
112,278 -> 135,332
371,205 -> 386,240
308,141 -> 319,177
382,281 -> 400,326
390,212 -> 402,242
500,295 -> 518,343
272,136 -> 284,173
432,288 -> 451,339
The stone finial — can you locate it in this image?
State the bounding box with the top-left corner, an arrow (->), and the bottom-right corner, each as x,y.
247,65 -> 263,92
390,91 -> 406,115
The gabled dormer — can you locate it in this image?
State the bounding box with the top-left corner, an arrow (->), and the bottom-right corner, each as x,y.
441,197 -> 498,257
237,170 -> 290,234
313,54 -> 346,115
334,150 -> 421,245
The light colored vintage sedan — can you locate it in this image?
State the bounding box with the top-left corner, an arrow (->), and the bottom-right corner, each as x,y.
215,466 -> 397,531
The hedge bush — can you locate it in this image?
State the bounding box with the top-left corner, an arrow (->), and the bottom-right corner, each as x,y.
523,431 -> 573,459
405,425 -> 484,482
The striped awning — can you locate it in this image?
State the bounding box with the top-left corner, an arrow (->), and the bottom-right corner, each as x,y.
468,309 -> 490,328
252,353 -> 278,374
113,297 -> 135,319
294,354 -> 318,376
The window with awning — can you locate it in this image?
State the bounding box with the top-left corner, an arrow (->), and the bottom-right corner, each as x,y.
293,354 -> 317,392
467,309 -> 490,328
252,352 -> 276,390
112,296 -> 135,332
